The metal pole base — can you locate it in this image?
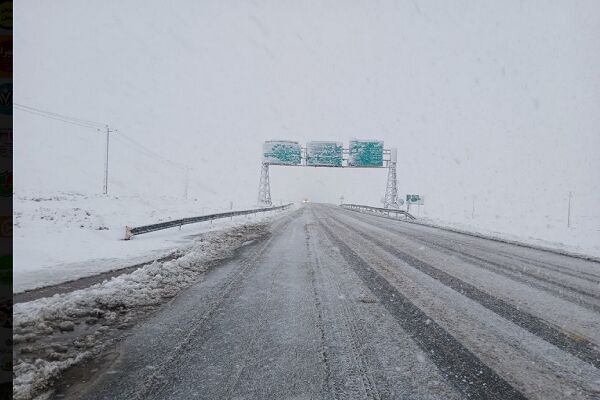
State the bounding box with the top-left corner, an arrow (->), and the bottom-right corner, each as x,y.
257,163 -> 272,207
383,161 -> 399,209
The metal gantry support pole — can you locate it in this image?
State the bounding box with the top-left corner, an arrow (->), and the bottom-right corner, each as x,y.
258,162 -> 272,207
383,148 -> 399,209
260,144 -> 399,208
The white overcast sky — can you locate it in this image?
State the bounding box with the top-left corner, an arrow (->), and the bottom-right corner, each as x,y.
14,0 -> 600,232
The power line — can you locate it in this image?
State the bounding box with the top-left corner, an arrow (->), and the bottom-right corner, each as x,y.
15,103 -> 115,194
13,103 -> 107,128
14,106 -> 105,131
115,131 -> 189,170
113,133 -> 192,199
15,103 -> 188,170
15,103 -> 192,195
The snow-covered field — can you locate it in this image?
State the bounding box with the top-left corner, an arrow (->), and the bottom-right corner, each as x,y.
13,191 -> 265,293
13,189 -> 600,295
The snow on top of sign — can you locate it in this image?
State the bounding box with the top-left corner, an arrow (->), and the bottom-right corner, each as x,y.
264,140 -> 299,144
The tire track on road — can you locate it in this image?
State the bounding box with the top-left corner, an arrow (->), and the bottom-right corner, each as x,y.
318,220 -> 528,400
344,209 -> 600,292
342,207 -> 600,283
221,254 -> 283,399
130,213 -> 298,400
341,210 -> 600,312
400,234 -> 599,299
305,222 -> 382,400
435,238 -> 600,284
329,215 -> 600,370
500,253 -> 600,282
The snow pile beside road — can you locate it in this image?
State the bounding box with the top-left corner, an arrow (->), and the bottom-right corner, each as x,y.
13,191 -> 258,292
12,223 -> 268,400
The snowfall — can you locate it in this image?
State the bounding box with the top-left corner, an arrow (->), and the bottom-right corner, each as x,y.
12,0 -> 600,398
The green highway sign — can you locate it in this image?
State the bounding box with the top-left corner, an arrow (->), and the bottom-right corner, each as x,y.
406,194 -> 424,205
348,140 -> 383,167
306,141 -> 343,166
263,140 -> 302,165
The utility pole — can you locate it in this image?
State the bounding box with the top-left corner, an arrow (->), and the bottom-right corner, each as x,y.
183,166 -> 190,199
567,191 -> 572,228
102,125 -> 116,195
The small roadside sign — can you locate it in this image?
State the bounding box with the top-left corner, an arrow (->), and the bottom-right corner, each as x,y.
406,194 -> 424,205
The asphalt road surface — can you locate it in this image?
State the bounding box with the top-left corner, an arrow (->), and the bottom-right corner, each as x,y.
64,204 -> 600,400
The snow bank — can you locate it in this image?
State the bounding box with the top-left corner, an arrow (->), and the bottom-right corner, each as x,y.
12,222 -> 269,399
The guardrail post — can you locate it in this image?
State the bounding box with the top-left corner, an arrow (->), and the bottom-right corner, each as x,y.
124,226 -> 134,240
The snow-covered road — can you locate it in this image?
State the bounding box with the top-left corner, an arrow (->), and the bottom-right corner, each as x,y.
22,204 -> 600,399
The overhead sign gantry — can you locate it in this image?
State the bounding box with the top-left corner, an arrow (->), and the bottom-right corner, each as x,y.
258,139 -> 399,208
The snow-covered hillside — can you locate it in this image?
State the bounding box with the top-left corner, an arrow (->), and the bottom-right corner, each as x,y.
13,191 -> 261,293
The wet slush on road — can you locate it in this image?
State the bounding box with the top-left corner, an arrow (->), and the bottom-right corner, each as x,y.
60,204 -> 600,400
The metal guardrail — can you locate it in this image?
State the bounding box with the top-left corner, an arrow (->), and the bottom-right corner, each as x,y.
340,203 -> 416,220
125,204 -> 292,240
